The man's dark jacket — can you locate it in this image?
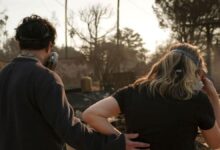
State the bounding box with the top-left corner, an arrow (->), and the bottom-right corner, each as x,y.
0,57 -> 124,150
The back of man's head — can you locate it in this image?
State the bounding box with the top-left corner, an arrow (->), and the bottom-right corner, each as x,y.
15,14 -> 56,50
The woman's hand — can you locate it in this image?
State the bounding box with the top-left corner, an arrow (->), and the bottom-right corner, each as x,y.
201,77 -> 218,99
125,133 -> 150,150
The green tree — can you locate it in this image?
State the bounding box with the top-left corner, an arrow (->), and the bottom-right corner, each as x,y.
1,38 -> 19,61
118,28 -> 148,62
100,28 -> 148,77
154,0 -> 220,42
0,9 -> 8,48
153,0 -> 220,75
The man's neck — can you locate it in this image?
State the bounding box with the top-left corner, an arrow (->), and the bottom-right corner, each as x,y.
19,49 -> 48,64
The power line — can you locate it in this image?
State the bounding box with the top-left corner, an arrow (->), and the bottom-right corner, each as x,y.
54,0 -> 65,7
40,0 -> 52,13
127,0 -> 151,15
54,0 -> 75,14
54,0 -> 76,25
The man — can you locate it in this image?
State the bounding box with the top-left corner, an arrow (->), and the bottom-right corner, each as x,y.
0,15 -> 149,150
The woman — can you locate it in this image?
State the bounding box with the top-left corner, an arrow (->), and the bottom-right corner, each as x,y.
82,43 -> 220,150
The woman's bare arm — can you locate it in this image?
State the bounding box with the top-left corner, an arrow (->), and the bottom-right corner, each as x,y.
82,96 -> 151,150
82,96 -> 121,135
202,77 -> 220,127
201,122 -> 220,149
201,77 -> 220,149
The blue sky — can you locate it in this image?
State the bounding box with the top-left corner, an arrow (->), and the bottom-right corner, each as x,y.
0,0 -> 171,52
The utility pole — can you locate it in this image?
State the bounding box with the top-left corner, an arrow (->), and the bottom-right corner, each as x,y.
206,25 -> 212,76
116,0 -> 121,73
65,0 -> 68,58
116,0 -> 120,49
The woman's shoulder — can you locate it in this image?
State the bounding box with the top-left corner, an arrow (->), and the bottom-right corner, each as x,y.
191,91 -> 210,105
115,84 -> 135,94
120,83 -> 150,95
112,84 -> 143,101
193,91 -> 208,98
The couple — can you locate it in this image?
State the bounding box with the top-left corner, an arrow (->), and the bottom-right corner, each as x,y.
0,14 -> 148,150
0,14 -> 219,150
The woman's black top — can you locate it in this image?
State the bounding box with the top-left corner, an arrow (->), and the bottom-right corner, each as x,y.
112,85 -> 215,150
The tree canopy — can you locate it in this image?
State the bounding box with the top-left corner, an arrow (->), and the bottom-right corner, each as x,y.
0,10 -> 8,48
154,0 -> 220,43
153,0 -> 220,74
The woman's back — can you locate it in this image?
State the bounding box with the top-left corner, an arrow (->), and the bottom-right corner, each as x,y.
82,43 -> 220,150
112,85 -> 215,150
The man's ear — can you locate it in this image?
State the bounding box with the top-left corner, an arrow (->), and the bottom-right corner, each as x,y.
45,42 -> 53,53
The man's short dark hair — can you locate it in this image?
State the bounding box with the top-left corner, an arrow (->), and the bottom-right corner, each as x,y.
15,14 -> 57,50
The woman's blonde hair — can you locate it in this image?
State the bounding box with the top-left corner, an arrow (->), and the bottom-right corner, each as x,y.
134,43 -> 207,100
